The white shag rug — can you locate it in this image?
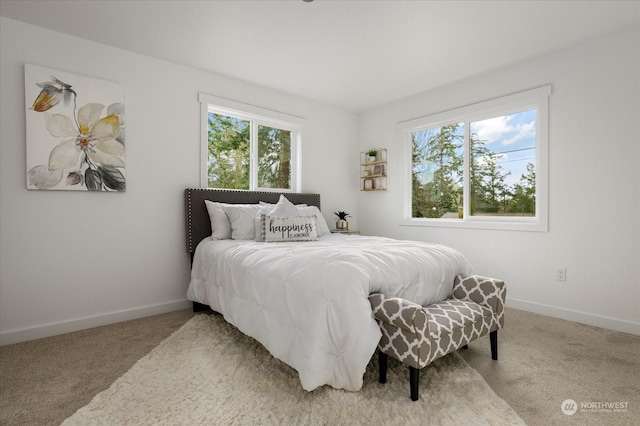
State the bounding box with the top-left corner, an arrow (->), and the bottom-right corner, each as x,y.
63,314 -> 525,425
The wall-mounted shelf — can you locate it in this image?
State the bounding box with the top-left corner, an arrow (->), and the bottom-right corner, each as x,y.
360,148 -> 387,191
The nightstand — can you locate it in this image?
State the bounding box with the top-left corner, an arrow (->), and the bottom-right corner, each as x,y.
330,229 -> 361,235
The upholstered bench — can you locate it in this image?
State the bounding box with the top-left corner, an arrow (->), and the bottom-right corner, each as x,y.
368,274 -> 506,401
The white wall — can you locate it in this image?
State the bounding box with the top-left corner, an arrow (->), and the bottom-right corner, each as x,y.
357,28 -> 640,335
0,17 -> 359,345
2,17 -> 637,344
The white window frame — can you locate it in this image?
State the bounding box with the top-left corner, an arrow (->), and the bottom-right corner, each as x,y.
199,93 -> 304,192
398,85 -> 551,232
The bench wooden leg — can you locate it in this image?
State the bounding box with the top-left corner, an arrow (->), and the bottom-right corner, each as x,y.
379,351 -> 387,384
410,366 -> 419,401
490,330 -> 498,360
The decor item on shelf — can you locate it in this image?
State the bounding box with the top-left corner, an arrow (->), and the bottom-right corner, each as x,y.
364,178 -> 374,190
360,148 -> 387,191
334,211 -> 350,230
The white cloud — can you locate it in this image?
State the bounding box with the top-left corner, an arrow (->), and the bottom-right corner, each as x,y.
473,116 -> 510,143
472,115 -> 535,146
503,121 -> 535,145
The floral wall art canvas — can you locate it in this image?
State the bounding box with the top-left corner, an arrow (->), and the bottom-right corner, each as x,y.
25,64 -> 125,191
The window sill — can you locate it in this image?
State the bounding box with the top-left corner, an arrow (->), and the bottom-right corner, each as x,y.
400,217 -> 547,232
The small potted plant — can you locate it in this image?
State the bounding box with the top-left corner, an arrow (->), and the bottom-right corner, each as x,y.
334,211 -> 351,230
367,149 -> 378,162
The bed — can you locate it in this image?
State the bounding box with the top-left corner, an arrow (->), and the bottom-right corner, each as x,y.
185,188 -> 475,392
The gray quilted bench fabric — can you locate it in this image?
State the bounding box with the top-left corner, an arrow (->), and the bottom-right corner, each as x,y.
369,274 -> 506,400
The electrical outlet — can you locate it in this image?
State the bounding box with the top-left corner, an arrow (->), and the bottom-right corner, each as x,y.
556,268 -> 567,281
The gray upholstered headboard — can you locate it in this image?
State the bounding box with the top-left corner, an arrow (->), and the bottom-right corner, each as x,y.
184,188 -> 321,254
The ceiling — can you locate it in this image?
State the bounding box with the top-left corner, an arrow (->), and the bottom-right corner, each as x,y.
1,0 -> 639,112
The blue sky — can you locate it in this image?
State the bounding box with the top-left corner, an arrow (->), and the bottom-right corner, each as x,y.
412,108 -> 536,189
471,109 -> 536,188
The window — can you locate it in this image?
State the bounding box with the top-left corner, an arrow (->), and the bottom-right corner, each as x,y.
199,93 -> 303,192
398,86 -> 550,231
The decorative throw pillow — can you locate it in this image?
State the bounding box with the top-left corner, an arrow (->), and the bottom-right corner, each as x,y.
204,200 -> 232,240
222,204 -> 265,240
254,205 -> 275,242
296,205 -> 331,236
268,194 -> 301,217
261,215 -> 318,242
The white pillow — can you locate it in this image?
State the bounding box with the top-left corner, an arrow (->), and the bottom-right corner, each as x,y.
269,194 -> 300,217
254,205 -> 274,241
259,200 -> 306,208
261,215 -> 318,242
297,205 -> 331,236
222,204 -> 265,240
253,197 -> 323,240
204,200 -> 232,240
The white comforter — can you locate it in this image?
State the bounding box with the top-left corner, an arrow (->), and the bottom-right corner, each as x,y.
187,234 -> 474,392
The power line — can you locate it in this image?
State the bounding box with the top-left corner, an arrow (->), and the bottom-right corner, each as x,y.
490,146 -> 535,155
498,156 -> 535,164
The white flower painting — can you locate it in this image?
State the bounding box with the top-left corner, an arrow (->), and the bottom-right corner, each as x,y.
25,64 -> 125,191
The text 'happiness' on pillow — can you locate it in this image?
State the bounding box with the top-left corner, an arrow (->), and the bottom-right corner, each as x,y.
261,215 -> 319,242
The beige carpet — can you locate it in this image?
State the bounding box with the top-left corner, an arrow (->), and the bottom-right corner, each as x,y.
62,314 -> 525,425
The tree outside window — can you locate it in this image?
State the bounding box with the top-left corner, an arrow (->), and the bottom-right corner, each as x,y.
401,85 -> 549,231
206,112 -> 296,191
207,113 -> 250,190
411,110 -> 537,220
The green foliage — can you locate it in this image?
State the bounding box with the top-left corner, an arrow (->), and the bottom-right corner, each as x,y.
412,124 -> 463,218
257,125 -> 291,189
412,124 -> 536,218
508,163 -> 536,215
470,143 -> 512,215
207,114 -> 291,190
207,113 -> 250,190
334,211 -> 350,220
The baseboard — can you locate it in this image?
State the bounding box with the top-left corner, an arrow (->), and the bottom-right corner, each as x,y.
0,299 -> 192,346
506,298 -> 640,336
4,298 -> 637,345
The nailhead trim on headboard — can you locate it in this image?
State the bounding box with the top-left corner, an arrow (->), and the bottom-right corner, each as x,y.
184,188 -> 322,254
187,190 -> 194,253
